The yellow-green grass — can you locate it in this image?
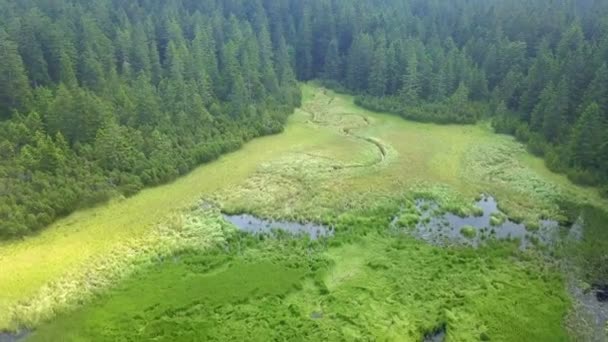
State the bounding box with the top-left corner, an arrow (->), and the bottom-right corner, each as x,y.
222,83 -> 608,226
0,109 -> 334,330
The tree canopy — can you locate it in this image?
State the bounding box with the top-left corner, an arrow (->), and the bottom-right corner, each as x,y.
1,0 -> 608,238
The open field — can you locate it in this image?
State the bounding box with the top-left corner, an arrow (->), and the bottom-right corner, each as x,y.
2,84 -> 607,340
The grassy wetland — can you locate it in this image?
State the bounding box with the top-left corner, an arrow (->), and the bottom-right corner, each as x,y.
3,84 -> 608,341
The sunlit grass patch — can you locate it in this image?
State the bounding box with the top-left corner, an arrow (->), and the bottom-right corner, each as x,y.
6,207 -> 233,331
0,110 -> 331,330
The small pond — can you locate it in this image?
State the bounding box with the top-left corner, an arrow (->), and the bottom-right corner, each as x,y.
0,330 -> 30,342
223,214 -> 334,240
393,195 -> 566,249
423,324 -> 446,342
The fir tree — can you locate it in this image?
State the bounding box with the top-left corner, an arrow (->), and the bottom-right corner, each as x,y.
0,29 -> 32,119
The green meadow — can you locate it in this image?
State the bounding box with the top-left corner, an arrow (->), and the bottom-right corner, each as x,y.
2,84 -> 607,340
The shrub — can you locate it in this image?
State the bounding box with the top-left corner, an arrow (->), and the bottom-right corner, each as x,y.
567,169 -> 599,186
515,124 -> 531,143
397,213 -> 420,228
526,134 -> 547,156
544,148 -> 565,173
599,186 -> 608,199
460,226 -> 477,239
490,213 -> 506,226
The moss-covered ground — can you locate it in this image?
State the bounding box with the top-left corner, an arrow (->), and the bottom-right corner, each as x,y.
2,83 -> 607,340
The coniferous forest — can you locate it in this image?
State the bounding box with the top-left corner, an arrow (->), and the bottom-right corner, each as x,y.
1,0 -> 608,238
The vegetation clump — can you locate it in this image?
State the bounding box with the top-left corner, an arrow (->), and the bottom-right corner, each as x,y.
397,213 -> 420,229
490,213 -> 507,227
460,226 -> 477,239
27,206 -> 570,341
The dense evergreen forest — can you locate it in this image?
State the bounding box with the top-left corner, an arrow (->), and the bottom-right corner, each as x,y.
0,0 -> 301,237
1,0 -> 607,238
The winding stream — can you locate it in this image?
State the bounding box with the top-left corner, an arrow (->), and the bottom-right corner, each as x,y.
301,90 -> 389,170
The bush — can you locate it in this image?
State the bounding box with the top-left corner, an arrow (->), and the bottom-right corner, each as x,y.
544,148 -> 565,173
526,134 -> 547,156
490,213 -> 506,226
356,95 -> 481,124
492,115 -> 518,135
515,123 -> 531,143
317,79 -> 350,94
460,226 -> 477,239
567,169 -> 600,186
600,186 -> 608,199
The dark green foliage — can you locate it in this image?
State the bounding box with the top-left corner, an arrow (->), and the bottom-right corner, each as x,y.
288,0 -> 608,190
569,103 -> 604,170
0,0 -> 299,238
565,205 -> 608,286
0,29 -> 31,118
354,93 -> 483,125
1,0 -> 608,237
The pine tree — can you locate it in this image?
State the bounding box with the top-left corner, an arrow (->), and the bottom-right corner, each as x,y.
582,63 -> 608,117
369,42 -> 388,97
130,23 -> 151,76
12,11 -> 51,87
0,29 -> 32,119
323,39 -> 342,81
530,81 -> 568,143
59,51 -> 78,87
346,34 -> 373,91
229,72 -> 248,118
493,68 -> 524,110
570,102 -> 603,168
79,47 -> 106,91
295,10 -> 313,80
448,82 -> 470,107
399,50 -> 420,104
530,83 -> 557,131
95,121 -> 144,172
385,43 -> 401,95
519,43 -> 555,115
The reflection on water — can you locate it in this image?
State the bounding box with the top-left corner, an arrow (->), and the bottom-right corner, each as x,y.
223,214 -> 334,240
423,324 -> 446,342
393,195 -> 566,249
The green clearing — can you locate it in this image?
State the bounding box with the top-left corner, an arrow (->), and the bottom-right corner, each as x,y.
3,84 -> 607,340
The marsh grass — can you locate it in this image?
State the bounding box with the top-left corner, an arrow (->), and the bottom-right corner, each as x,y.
490,212 -> 507,226
460,226 -> 478,239
2,83 -> 607,339
7,207 -> 233,331
27,205 -> 570,341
